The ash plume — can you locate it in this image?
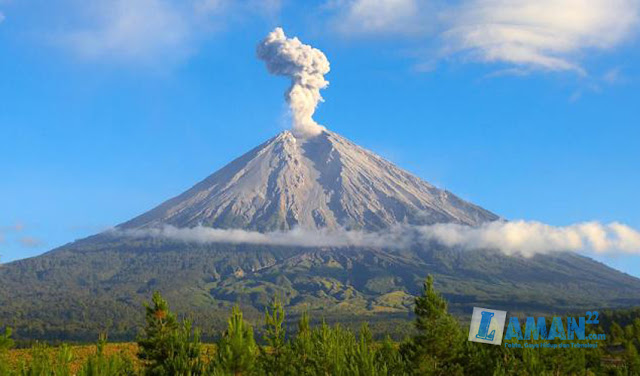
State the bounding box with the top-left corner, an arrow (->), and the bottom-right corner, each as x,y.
257,27 -> 330,137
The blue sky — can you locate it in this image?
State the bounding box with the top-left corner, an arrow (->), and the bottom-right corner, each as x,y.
1,0 -> 639,276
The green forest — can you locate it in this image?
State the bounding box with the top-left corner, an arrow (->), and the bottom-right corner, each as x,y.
1,276 -> 640,375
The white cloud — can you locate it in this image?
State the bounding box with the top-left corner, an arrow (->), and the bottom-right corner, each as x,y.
330,0 -> 429,35
119,220 -> 640,257
328,0 -> 640,73
59,0 -> 193,63
120,225 -> 408,249
56,0 -> 283,64
442,0 -> 640,73
418,221 -> 640,257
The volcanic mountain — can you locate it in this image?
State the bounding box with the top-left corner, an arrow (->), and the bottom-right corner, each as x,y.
120,130 -> 497,232
1,130 -> 639,341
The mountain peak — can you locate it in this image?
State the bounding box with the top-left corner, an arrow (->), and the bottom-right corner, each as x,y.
119,130 -> 498,231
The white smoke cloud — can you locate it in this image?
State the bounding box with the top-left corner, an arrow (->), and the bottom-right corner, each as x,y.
119,220 -> 640,257
257,27 -> 331,138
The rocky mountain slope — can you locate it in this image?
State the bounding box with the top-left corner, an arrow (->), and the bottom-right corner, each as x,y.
119,130 -> 498,231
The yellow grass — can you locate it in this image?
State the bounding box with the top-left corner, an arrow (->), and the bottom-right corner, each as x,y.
1,343 -> 216,374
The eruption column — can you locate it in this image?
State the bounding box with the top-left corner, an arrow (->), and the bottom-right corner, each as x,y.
257,27 -> 330,138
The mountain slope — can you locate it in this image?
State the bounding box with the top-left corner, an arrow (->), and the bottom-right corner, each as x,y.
120,131 -> 498,231
1,237 -> 639,341
1,130 -> 639,341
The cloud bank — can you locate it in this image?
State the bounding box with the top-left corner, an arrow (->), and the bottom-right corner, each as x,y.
257,27 -> 331,137
121,225 -> 404,249
329,0 -> 640,73
119,220 -> 640,257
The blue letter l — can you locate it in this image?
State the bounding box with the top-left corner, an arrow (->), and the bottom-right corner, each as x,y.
476,311 -> 495,340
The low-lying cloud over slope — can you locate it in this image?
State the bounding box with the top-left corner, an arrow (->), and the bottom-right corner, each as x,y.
118,220 -> 640,257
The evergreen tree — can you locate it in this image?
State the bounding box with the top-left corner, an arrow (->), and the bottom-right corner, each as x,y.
137,291 -> 204,375
611,322 -> 625,344
376,335 -> 408,376
258,298 -> 291,375
348,323 -> 379,376
290,312 -> 314,375
404,275 -> 464,375
214,306 -> 257,376
624,341 -> 640,375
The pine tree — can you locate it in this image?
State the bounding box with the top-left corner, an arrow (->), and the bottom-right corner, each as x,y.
624,341 -> 640,375
214,306 -> 257,376
376,335 -> 408,376
405,275 -> 464,375
137,292 -> 204,375
611,322 -> 625,344
291,312 -> 314,375
259,298 -> 291,375
348,323 -> 378,376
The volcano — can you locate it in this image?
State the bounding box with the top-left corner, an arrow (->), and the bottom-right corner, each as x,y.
1,130 -> 639,341
120,130 -> 497,232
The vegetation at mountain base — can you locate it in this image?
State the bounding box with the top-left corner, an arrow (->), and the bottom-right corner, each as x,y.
2,237 -> 640,342
2,276 -> 640,375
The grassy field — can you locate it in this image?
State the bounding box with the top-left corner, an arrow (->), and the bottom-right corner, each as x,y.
2,343 -> 217,373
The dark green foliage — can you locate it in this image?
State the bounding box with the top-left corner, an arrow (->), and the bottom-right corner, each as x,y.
137,292 -> 204,375
258,299 -> 290,375
624,342 -> 640,375
402,275 -> 464,375
375,336 -> 407,376
212,306 -> 257,375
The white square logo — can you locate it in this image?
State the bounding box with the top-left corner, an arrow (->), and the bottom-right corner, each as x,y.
468,307 -> 507,345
